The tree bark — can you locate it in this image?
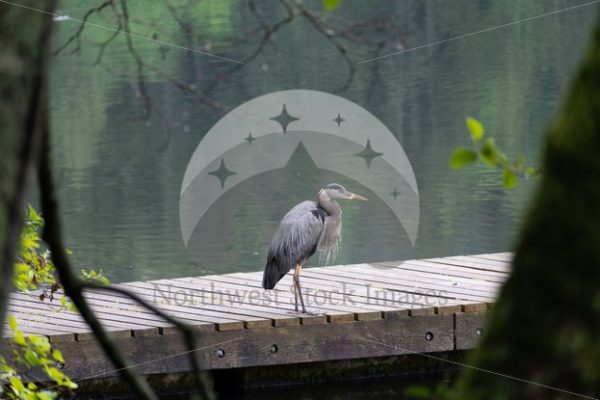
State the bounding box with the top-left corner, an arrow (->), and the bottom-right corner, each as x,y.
455,13 -> 600,400
0,0 -> 56,350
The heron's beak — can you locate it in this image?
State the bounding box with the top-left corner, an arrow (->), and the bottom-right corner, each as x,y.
348,192 -> 368,201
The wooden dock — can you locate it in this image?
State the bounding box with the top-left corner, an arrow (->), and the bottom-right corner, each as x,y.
3,252 -> 511,383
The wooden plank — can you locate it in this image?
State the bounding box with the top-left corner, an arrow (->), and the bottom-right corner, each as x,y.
477,252 -> 513,262
303,267 -> 494,303
136,279 -> 302,328
427,256 -> 508,274
408,259 -> 508,279
8,304 -> 91,332
463,303 -> 490,313
75,289 -> 218,331
374,259 -> 507,283
327,263 -> 501,296
123,281 -> 295,328
359,262 -> 501,290
12,288 -> 219,339
455,311 -> 487,350
3,253 -> 508,373
8,293 -> 149,332
194,275 -> 378,323
195,274 -> 401,319
446,255 -> 510,271
214,273 -> 436,322
88,285 -> 246,332
4,321 -> 67,338
47,313 -> 454,380
467,255 -> 513,268
435,305 -> 463,315
211,273 -> 419,311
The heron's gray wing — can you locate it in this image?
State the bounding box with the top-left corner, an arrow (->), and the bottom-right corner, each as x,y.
267,201 -> 325,273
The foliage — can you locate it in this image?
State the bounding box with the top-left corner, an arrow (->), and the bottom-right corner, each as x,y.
404,383 -> 451,399
79,269 -> 109,286
449,117 -> 539,189
0,317 -> 76,400
13,205 -> 57,294
454,16 -> 600,399
2,206 -> 109,399
322,0 -> 342,12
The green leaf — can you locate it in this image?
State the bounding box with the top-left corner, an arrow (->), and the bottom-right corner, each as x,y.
525,166 -> 539,177
46,366 -> 64,382
8,315 -> 17,331
503,169 -> 518,189
52,349 -> 64,364
404,385 -> 432,398
449,148 -> 477,169
24,349 -> 40,366
480,138 -> 499,167
29,335 -> 50,352
14,331 -> 25,346
14,262 -> 29,273
466,117 -> 484,141
27,204 -> 43,225
9,376 -> 25,393
322,0 -> 341,11
38,391 -> 58,400
46,367 -> 77,388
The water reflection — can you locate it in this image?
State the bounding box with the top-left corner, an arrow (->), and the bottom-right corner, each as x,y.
50,1 -> 598,282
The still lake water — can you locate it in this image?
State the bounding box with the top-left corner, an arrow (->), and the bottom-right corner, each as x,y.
49,0 -> 597,285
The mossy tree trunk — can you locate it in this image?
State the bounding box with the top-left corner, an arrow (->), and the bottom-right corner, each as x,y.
455,12 -> 600,400
0,0 -> 56,349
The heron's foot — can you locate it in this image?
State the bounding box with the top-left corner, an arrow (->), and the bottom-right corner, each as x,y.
286,309 -> 321,316
285,309 -> 324,316
302,309 -> 324,316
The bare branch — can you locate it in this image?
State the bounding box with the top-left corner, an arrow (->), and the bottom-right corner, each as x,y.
0,0 -> 57,347
205,0 -> 294,93
53,0 -> 114,56
94,1 -> 122,65
296,2 -> 356,92
37,68 -> 214,396
81,282 -> 215,400
38,106 -> 158,400
119,0 -> 151,115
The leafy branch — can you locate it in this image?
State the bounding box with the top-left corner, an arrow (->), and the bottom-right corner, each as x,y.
449,117 -> 539,189
1,317 -> 75,400
1,207 -> 111,399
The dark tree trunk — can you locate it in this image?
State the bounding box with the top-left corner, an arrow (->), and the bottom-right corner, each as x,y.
455,13 -> 600,399
0,0 -> 56,350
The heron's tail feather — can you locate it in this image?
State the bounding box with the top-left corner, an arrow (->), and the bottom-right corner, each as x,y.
262,258 -> 287,289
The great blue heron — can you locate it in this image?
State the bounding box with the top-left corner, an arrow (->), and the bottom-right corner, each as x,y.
262,183 -> 368,313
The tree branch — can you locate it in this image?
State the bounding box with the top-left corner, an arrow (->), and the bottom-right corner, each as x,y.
93,1 -> 122,66
118,0 -> 151,115
53,0 -> 115,56
37,71 -> 215,398
0,0 -> 57,348
296,2 -> 356,92
81,282 -> 215,400
37,105 -> 158,400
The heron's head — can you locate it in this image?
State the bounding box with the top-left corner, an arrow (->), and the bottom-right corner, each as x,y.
319,183 -> 368,201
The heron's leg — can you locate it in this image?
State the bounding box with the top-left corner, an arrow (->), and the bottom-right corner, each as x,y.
294,264 -> 306,313
293,275 -> 299,312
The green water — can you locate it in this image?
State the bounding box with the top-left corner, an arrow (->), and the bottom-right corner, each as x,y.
49,0 -> 597,284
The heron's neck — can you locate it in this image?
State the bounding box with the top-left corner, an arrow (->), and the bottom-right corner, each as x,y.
318,193 -> 342,217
